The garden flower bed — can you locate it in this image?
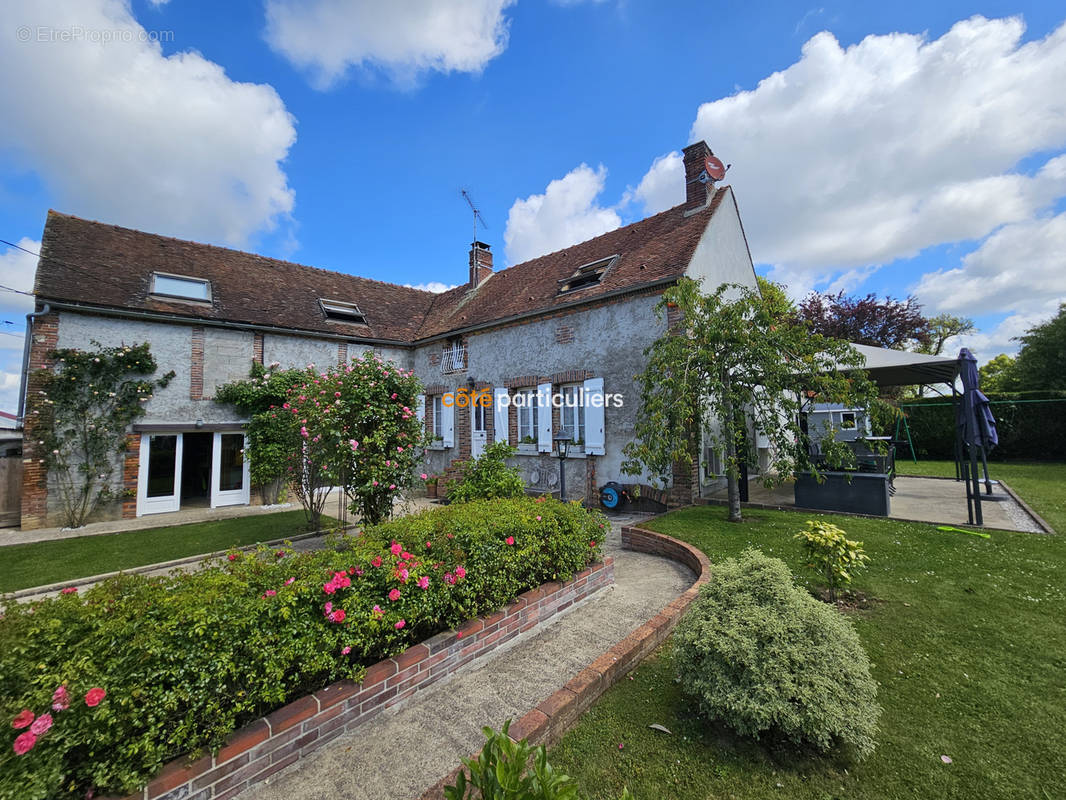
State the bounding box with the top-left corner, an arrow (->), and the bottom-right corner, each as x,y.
0,497 -> 607,800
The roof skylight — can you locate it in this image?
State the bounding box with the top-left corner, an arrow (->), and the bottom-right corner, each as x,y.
151,273 -> 211,301
320,299 -> 368,325
557,255 -> 617,295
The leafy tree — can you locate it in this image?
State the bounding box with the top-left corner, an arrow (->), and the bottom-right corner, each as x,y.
978,353 -> 1019,393
920,313 -> 975,356
756,275 -> 796,318
276,355 -> 427,527
798,290 -> 931,350
1013,303 -> 1066,391
215,363 -> 307,491
28,342 -> 174,528
622,279 -> 875,522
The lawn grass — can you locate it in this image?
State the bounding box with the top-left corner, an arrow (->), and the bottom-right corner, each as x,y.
551,476 -> 1066,799
0,510 -> 325,593
896,459 -> 1066,534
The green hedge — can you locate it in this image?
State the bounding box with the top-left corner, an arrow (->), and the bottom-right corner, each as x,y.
0,498 -> 606,800
900,392 -> 1066,461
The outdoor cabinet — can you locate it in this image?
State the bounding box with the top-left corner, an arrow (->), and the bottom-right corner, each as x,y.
794,471 -> 891,516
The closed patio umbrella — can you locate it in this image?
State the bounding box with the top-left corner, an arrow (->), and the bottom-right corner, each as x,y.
955,348 -> 998,524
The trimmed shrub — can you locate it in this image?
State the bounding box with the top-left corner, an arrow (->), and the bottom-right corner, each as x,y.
447,442 -> 525,503
0,498 -> 606,800
674,549 -> 881,758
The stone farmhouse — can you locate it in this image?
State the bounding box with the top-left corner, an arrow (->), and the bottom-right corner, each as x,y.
18,141 -> 757,529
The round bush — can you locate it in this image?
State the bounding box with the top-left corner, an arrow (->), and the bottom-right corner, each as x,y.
673,549 -> 881,758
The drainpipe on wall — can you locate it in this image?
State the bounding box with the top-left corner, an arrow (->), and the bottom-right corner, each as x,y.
16,303 -> 50,427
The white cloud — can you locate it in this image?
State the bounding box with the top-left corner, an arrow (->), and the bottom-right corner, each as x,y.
0,370 -> 22,417
264,0 -> 515,89
0,239 -> 39,318
503,164 -> 622,265
633,16 -> 1066,283
0,0 -> 297,247
404,281 -> 456,293
956,302 -> 1062,363
625,151 -> 683,215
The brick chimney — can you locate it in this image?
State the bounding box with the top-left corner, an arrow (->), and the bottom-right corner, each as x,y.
682,140 -> 716,213
469,241 -> 493,288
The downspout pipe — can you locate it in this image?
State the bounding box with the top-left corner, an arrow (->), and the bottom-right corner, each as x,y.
16,303 -> 50,426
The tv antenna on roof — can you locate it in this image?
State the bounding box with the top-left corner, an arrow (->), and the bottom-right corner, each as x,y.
461,188 -> 489,245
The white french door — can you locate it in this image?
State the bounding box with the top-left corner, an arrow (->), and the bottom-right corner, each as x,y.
137,433 -> 183,516
471,402 -> 487,459
211,431 -> 250,507
137,430 -> 250,515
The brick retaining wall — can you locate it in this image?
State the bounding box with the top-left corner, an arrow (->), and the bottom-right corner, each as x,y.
105,557 -> 615,800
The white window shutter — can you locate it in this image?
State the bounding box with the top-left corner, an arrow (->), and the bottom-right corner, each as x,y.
584,377 -> 605,455
442,397 -> 454,447
537,382 -> 553,452
494,387 -> 509,444
416,394 -> 425,423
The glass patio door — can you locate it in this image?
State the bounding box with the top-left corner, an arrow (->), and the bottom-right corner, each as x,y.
211,432 -> 250,507
137,433 -> 183,516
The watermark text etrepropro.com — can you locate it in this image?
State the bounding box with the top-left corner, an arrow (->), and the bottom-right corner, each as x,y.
442,388 -> 623,409
15,25 -> 175,44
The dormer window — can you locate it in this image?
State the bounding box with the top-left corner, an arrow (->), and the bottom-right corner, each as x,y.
151,273 -> 211,301
320,299 -> 368,325
558,255 -> 616,295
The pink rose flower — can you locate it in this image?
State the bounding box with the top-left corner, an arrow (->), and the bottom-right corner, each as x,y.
401,551 -> 413,560
84,688 -> 106,707
342,646 -> 351,655
29,714 -> 52,736
275,550 -> 286,558
444,572 -> 455,585
331,609 -> 346,623
388,588 -> 401,602
394,619 -> 406,630
263,590 -> 277,597
371,555 -> 383,568
505,536 -> 515,546
536,515 -> 542,521
228,553 -> 238,562
51,686 -> 69,712
11,710 -> 34,730
372,604 -> 384,616
420,473 -> 428,480
389,484 -> 396,490
425,541 -> 432,549
324,601 -> 333,615
455,566 -> 466,579
390,542 -> 402,556
323,581 -> 337,594
285,577 -> 296,585
12,731 -> 35,755
417,576 -> 429,590
60,586 -> 77,595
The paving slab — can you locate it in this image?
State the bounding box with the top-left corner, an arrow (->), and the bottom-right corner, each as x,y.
232,516 -> 691,800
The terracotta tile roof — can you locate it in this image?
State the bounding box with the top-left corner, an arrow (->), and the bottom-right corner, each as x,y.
33,188 -> 728,345
416,188 -> 728,339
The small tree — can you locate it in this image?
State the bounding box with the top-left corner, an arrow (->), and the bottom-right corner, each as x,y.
29,342 -> 174,528
277,355 -> 427,527
622,279 -> 876,522
215,363 -> 307,494
794,520 -> 869,601
798,290 -> 931,351
1013,303 -> 1066,391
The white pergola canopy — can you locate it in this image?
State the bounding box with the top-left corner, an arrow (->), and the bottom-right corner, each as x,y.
850,344 -> 959,388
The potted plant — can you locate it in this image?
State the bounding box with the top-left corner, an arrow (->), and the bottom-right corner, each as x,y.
425,474 -> 439,498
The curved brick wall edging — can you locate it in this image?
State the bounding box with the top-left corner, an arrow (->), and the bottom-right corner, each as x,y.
419,526 -> 711,800
101,557 -> 615,800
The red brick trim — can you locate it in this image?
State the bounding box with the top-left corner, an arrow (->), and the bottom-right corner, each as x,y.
190,327 -> 205,400
337,342 -> 348,366
252,333 -> 264,365
117,559 -> 615,800
20,309 -> 60,530
504,375 -> 544,390
122,434 -> 141,519
420,527 -> 710,800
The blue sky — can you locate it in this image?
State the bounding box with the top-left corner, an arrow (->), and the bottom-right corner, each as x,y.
2,0 -> 1066,413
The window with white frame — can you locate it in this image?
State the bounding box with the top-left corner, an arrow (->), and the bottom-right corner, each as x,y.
432,396 -> 444,439
559,384 -> 585,444
151,273 -> 211,301
516,389 -> 539,444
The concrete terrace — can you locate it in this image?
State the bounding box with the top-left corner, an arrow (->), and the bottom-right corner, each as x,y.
708,475 -> 1045,533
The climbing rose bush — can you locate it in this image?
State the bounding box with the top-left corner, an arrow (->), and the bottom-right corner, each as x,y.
270,354 -> 427,527
0,497 -> 605,800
